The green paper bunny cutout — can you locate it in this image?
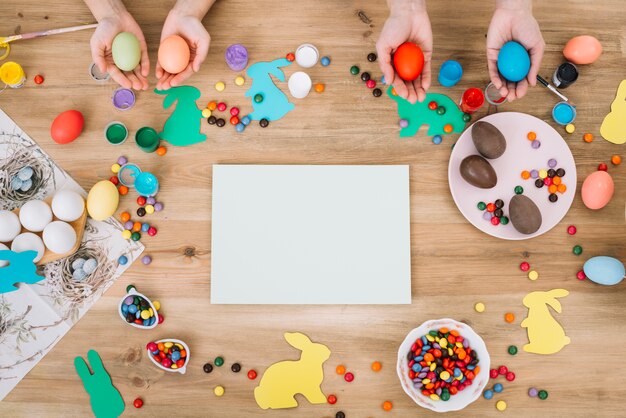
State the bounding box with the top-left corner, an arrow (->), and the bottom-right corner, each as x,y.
75,350 -> 125,418
155,86 -> 207,146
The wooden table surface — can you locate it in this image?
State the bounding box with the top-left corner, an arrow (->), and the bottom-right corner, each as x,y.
1,0 -> 625,416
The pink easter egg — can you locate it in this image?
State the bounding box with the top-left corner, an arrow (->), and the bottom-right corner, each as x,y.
581,170 -> 614,209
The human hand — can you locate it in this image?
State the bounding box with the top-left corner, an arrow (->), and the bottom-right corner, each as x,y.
376,0 -> 432,104
156,9 -> 210,90
486,0 -> 545,101
90,12 -> 149,90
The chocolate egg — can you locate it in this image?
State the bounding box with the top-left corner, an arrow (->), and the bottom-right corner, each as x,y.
509,194 -> 542,234
472,121 -> 506,159
459,155 -> 497,188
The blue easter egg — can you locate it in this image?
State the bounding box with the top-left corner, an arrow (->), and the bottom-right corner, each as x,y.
497,41 -> 531,82
583,256 -> 625,286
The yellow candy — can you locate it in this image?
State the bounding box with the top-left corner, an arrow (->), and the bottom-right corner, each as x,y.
164,342 -> 173,348
235,76 -> 245,86
111,163 -> 121,174
148,307 -> 153,316
448,347 -> 453,356
426,335 -> 435,342
528,270 -> 539,281
539,169 -> 548,179
474,302 -> 485,312
496,400 -> 507,411
565,123 -> 575,134
122,230 -> 132,240
422,378 -> 430,384
440,338 -> 448,348
455,342 -> 462,348
171,364 -> 178,369
175,343 -> 183,350
215,81 -> 225,92
145,204 -> 155,214
214,385 -> 225,397
440,371 -> 450,380
153,300 -> 161,310
141,310 -> 150,319
429,363 -> 436,371
429,394 -> 440,401
202,108 -> 212,118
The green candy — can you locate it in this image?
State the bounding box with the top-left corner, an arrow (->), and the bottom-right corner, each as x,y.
441,388 -> 450,401
350,65 -> 360,75
538,390 -> 548,400
507,345 -> 518,355
131,232 -> 141,241
477,201 -> 487,210
514,185 -> 524,195
254,93 -> 264,103
500,216 -> 509,225
436,106 -> 446,115
462,113 -> 471,122
214,356 -> 224,367
573,245 -> 583,255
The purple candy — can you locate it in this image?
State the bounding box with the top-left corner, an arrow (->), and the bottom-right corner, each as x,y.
124,296 -> 134,305
154,202 -> 164,212
528,387 -> 538,397
225,44 -> 249,72
548,158 -> 557,168
436,387 -> 442,396
483,211 -> 493,221
124,221 -> 133,230
399,119 -> 409,128
117,156 -> 128,165
531,139 -> 541,149
146,196 -> 156,205
462,339 -> 469,348
530,169 -> 539,179
141,255 -> 152,265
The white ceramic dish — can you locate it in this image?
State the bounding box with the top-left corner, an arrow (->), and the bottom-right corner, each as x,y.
147,338 -> 190,374
448,112 -> 577,240
397,318 -> 490,413
118,288 -> 159,330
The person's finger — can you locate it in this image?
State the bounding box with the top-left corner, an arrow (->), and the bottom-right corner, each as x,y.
192,37 -> 210,72
125,71 -> 142,91
486,50 -> 502,90
527,40 -> 545,87
392,78 -> 409,101
405,80 -> 418,104
131,29 -> 150,77
157,73 -> 175,91
515,78 -> 529,99
376,40 -> 396,87
170,64 -> 195,87
156,61 -> 164,79
91,40 -> 108,74
412,78 -> 425,103
133,68 -> 149,90
506,81 -> 517,102
106,64 -> 132,89
419,59 -> 432,101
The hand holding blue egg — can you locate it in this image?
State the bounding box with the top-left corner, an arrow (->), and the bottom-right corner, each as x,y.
497,41 -> 531,82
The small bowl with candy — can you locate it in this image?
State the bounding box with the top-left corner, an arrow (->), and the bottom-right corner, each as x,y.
146,339 -> 190,374
396,318 -> 490,413
118,286 -> 160,329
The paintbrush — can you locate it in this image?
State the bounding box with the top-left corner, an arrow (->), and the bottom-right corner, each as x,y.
536,75 -> 572,104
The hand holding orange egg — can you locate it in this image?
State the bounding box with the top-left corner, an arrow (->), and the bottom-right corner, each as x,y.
158,35 -> 190,75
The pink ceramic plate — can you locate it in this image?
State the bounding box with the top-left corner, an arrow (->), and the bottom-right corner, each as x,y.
448,112 -> 576,240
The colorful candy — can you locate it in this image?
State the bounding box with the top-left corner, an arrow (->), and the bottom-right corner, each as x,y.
528,270 -> 539,281
504,313 -> 515,323
214,385 -> 225,396
133,398 -> 143,408
344,372 -> 354,382
327,394 -> 337,404
123,289 -> 159,327
371,361 -> 382,372
215,356 -> 224,367
507,345 -> 518,355
247,369 -> 257,380
474,302 -> 485,313
477,199 -> 508,226
573,245 -> 583,255
148,340 -> 188,371
382,400 -> 393,411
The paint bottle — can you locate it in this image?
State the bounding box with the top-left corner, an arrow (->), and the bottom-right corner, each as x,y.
460,88 -> 485,114
552,62 -> 578,89
484,82 -> 507,106
552,101 -> 577,125
0,61 -> 26,88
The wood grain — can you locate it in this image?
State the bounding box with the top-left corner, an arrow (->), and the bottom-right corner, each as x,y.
1,0 -> 625,417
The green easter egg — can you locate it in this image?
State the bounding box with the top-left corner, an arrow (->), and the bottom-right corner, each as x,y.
112,32 -> 141,71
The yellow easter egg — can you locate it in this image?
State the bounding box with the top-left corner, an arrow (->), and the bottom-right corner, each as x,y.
87,180 -> 119,221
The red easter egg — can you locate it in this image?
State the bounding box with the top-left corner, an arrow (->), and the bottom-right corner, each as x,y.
51,110 -> 84,144
393,42 -> 425,81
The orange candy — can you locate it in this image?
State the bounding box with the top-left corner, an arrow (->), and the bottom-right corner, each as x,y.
314,83 -> 325,93
118,185 -> 129,195
504,312 -> 515,323
553,176 -> 562,185
391,87 -> 397,96
336,365 -> 346,375
548,184 -> 558,194
382,401 -> 393,411
371,361 -> 382,372
132,222 -> 141,232
583,133 -> 594,143
207,101 -> 217,111
527,131 -> 537,141
521,170 -> 530,179
558,183 -> 567,193
611,155 -> 622,165
120,212 -> 131,222
156,146 -> 167,156
443,124 -> 453,133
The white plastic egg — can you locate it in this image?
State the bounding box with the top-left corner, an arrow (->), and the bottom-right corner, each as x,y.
11,232 -> 45,262
0,243 -> 9,267
19,200 -> 53,232
51,189 -> 85,222
0,210 -> 21,242
42,221 -> 77,254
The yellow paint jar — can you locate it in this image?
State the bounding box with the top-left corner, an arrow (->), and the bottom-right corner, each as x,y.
0,61 -> 26,88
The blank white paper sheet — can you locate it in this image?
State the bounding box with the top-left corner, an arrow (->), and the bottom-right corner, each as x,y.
210,165 -> 411,304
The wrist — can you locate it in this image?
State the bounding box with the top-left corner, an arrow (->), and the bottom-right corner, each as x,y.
86,0 -> 128,21
388,0 -> 426,16
495,0 -> 532,12
171,0 -> 214,20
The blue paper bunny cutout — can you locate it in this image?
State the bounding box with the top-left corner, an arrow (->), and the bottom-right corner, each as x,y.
0,250 -> 43,294
245,58 -> 294,121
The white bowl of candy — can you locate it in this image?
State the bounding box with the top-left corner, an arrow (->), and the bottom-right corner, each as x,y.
397,318 -> 490,413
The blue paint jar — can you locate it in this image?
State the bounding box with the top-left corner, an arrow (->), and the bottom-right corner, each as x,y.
438,60 -> 463,87
552,102 -> 576,125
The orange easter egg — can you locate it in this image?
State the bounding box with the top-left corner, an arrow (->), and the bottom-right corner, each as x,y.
563,35 -> 602,65
581,170 -> 614,210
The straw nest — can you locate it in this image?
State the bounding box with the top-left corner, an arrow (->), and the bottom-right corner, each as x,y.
0,132 -> 55,210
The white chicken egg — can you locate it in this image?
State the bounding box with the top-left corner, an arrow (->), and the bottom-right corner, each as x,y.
19,200 -> 53,232
42,221 -> 77,254
0,210 -> 22,242
0,243 -> 9,267
51,190 -> 85,222
11,232 -> 45,262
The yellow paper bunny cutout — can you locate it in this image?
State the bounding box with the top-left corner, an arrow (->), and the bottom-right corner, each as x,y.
521,289 -> 571,355
254,332 -> 330,409
600,80 -> 626,144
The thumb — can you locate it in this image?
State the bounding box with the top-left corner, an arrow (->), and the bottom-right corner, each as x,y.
192,36 -> 210,73
376,40 -> 395,86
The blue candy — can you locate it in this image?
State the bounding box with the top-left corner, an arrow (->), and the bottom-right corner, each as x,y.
241,115 -> 251,126
171,351 -> 181,362
141,223 -> 150,232
118,255 -> 128,265
483,389 -> 494,400
321,56 -> 331,66
411,363 -> 422,372
432,135 -> 442,145
121,304 -> 128,314
128,304 -> 138,314
493,383 -> 504,393
236,123 -> 245,132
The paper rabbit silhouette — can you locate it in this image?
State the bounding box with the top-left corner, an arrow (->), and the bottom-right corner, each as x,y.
254,332 -> 330,409
521,289 -> 571,355
0,250 -> 43,294
245,58 -> 294,121
600,79 -> 626,144
75,350 -> 125,418
155,86 -> 206,146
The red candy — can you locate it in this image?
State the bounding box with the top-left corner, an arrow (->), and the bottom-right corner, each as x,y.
567,225 -> 577,235
34,74 -> 44,84
598,163 -> 608,171
230,107 -> 239,116
327,394 -> 337,404
490,369 -> 498,378
109,176 -> 119,185
247,370 -> 257,380
365,79 -> 376,89
158,314 -> 164,324
498,365 -> 508,375
490,216 -> 500,226
428,101 -> 438,110
137,196 -> 147,206
217,102 -> 227,112
505,371 -> 515,381
147,342 -> 157,352
230,116 -> 239,125
148,226 -> 158,236
486,203 -> 496,212
543,177 -> 553,186
344,372 -> 354,382
576,270 -> 586,280
133,398 -> 143,408
161,358 -> 172,368
286,52 -> 295,62
520,262 -> 530,272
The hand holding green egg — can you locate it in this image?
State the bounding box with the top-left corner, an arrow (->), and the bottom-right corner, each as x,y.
112,32 -> 141,71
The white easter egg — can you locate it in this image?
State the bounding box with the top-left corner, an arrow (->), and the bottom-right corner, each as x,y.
51,189 -> 85,222
19,200 -> 53,232
0,243 -> 9,267
0,210 -> 21,242
11,232 -> 45,262
42,221 -> 77,254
